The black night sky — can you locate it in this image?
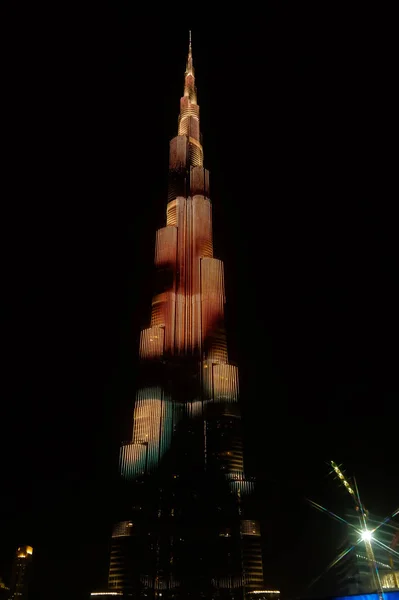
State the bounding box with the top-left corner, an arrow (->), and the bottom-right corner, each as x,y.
1,7 -> 398,600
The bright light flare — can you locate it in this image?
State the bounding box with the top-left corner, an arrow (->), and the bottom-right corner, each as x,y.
361,529 -> 373,541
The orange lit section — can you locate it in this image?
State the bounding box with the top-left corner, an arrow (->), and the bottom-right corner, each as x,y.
169,136 -> 188,172
152,226 -> 177,354
190,166 -> 210,197
178,97 -> 200,138
213,363 -> 239,403
179,96 -> 199,116
151,293 -> 167,328
185,197 -> 194,352
139,326 -> 164,360
201,257 -> 225,299
166,199 -> 178,226
154,226 -> 177,267
184,72 -> 196,103
192,195 -> 213,259
133,391 -> 162,446
188,117 -> 200,141
188,140 -> 203,167
191,195 -> 213,353
201,258 -> 227,362
174,196 -> 187,354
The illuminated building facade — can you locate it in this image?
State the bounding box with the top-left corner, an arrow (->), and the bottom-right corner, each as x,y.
107,35 -> 265,599
9,545 -> 33,600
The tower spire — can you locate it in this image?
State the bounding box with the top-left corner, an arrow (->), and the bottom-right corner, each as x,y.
186,30 -> 193,75
178,31 -> 201,154
184,30 -> 196,104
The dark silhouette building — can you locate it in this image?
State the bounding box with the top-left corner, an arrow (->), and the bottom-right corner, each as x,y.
105,35 -> 266,599
8,546 -> 33,600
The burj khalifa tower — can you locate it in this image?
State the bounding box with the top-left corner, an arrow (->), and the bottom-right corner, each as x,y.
106,34 -> 266,600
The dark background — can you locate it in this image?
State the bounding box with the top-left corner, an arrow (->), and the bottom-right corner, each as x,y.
1,6 -> 397,600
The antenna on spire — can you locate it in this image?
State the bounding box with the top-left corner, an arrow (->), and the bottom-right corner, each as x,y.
185,30 -> 194,80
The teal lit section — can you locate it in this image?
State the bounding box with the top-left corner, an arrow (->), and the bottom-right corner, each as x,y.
119,387 -> 176,480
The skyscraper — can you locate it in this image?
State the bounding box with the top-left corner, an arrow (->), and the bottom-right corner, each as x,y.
9,545 -> 33,600
107,35 -> 265,599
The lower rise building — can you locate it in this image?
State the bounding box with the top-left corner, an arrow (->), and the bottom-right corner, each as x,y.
9,545 -> 33,600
